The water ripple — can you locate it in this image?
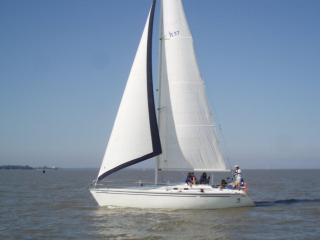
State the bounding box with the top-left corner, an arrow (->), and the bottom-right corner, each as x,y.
255,198 -> 320,207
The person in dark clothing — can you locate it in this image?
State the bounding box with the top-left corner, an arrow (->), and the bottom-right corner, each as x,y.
186,172 -> 197,185
185,172 -> 192,185
199,172 -> 210,184
220,179 -> 227,189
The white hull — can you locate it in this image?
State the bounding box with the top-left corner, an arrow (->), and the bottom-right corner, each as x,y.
90,184 -> 255,209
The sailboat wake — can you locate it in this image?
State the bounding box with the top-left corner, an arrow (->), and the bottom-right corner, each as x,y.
255,198 -> 320,207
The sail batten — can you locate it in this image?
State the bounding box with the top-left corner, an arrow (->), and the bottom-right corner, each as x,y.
97,0 -> 160,181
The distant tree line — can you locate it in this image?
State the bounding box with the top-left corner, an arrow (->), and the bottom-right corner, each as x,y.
0,165 -> 33,170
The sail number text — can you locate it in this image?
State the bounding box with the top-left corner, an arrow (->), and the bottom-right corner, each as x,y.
168,30 -> 180,38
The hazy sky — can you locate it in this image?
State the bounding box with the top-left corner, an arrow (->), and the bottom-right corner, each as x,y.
0,0 -> 319,169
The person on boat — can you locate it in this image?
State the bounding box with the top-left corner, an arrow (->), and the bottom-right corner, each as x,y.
185,172 -> 194,185
191,174 -> 197,185
225,177 -> 234,189
185,172 -> 192,185
240,177 -> 245,186
233,165 -> 242,189
185,172 -> 197,186
199,172 -> 210,184
220,179 -> 227,189
185,172 -> 191,184
226,177 -> 232,184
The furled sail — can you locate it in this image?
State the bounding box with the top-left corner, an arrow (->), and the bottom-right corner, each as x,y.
97,0 -> 161,181
158,0 -> 227,172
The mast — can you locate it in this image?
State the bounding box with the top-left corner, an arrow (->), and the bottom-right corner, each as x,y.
155,0 -> 164,185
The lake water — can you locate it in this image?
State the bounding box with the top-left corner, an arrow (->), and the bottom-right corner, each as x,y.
0,169 -> 319,239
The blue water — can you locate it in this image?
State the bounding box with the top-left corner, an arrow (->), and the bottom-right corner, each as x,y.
0,169 -> 319,239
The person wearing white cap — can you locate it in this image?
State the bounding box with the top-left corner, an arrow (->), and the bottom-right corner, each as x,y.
233,165 -> 242,189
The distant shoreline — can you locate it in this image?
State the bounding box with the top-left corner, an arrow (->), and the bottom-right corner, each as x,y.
0,165 -> 58,170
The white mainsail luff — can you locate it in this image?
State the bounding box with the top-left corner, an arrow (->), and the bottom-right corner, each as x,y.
98,2 -> 160,180
158,0 -> 227,172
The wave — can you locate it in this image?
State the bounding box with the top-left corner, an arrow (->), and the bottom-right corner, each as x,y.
255,198 -> 320,207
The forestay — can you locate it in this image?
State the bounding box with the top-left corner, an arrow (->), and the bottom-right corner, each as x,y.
157,0 -> 228,172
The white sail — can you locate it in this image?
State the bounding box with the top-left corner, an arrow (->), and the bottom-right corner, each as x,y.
98,1 -> 161,180
158,0 -> 227,172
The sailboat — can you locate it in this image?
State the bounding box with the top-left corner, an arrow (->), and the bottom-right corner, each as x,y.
90,0 -> 254,209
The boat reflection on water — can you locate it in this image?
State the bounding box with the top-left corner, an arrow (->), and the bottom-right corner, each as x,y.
89,206 -> 252,239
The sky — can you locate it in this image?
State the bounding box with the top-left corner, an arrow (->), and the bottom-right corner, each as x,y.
0,0 -> 319,169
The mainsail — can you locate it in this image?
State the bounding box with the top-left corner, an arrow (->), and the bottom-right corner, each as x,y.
97,0 -> 161,181
157,0 -> 227,171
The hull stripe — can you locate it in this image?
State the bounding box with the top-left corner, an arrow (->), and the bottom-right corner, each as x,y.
93,190 -> 244,198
